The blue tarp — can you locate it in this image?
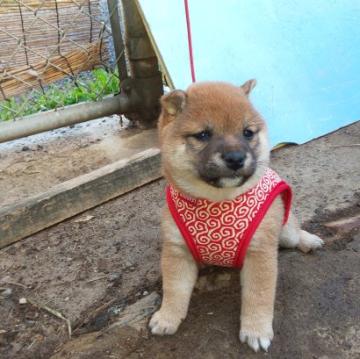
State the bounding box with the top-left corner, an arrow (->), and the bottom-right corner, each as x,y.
138,0 -> 360,145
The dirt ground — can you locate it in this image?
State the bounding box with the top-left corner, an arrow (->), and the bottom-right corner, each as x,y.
0,121 -> 359,358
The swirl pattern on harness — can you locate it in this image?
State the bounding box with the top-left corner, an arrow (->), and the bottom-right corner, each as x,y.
169,168 -> 283,267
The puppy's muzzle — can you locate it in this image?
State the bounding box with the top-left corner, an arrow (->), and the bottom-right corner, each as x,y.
222,150 -> 246,171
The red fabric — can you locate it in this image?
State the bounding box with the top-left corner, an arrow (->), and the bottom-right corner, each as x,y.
166,168 -> 292,268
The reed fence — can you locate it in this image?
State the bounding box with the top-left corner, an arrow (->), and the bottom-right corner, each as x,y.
0,0 -> 117,120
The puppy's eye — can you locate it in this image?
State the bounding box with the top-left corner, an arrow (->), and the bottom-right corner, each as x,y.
192,130 -> 212,141
243,128 -> 254,140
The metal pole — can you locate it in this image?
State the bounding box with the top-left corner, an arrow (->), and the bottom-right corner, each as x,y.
0,95 -> 130,144
107,0 -> 128,81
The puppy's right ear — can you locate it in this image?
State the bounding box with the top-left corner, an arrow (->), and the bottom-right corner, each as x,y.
161,90 -> 187,116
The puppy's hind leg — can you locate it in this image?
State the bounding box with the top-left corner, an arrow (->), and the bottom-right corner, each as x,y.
149,242 -> 198,335
280,211 -> 324,253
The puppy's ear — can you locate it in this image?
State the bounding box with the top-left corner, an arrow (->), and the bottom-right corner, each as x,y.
241,79 -> 257,96
161,90 -> 187,116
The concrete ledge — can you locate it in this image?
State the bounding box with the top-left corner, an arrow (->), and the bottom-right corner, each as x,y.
0,148 -> 161,249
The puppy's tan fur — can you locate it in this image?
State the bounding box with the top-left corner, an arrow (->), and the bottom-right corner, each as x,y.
149,81 -> 323,352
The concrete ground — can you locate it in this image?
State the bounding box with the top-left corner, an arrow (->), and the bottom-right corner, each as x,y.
0,115 -> 157,207
0,121 -> 359,358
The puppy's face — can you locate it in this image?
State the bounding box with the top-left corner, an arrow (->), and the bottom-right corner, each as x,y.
159,81 -> 270,193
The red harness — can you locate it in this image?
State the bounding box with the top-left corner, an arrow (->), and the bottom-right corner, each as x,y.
166,168 -> 292,268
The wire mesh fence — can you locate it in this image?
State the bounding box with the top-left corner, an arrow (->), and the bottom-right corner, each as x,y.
0,0 -> 121,121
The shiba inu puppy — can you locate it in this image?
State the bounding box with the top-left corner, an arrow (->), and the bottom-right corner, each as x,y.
149,81 -> 323,352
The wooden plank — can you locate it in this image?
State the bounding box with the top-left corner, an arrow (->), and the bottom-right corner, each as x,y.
0,148 -> 161,249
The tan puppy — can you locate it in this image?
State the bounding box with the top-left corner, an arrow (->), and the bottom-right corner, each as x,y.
149,81 -> 323,352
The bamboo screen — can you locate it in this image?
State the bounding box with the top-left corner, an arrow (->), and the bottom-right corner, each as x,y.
0,0 -> 118,120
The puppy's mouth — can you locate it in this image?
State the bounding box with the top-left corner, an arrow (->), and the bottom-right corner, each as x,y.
196,152 -> 257,188
199,170 -> 254,189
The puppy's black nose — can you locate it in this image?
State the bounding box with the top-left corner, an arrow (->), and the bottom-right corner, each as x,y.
222,151 -> 246,170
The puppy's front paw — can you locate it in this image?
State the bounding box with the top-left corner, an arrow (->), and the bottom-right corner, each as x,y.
149,310 -> 182,335
298,230 -> 324,253
239,329 -> 273,352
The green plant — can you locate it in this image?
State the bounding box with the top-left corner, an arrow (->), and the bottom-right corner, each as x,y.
0,68 -> 119,121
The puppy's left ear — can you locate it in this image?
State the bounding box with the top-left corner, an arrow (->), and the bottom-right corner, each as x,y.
161,90 -> 187,116
241,79 -> 257,96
